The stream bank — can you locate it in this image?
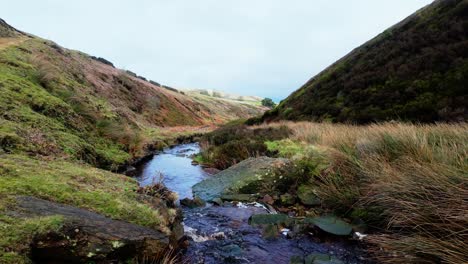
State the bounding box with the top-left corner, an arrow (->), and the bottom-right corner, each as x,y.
135,143 -> 368,263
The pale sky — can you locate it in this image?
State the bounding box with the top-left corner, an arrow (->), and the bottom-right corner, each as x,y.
2,0 -> 432,101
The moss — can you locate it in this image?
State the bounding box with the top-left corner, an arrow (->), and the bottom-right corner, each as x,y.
0,214 -> 64,264
265,139 -> 306,158
0,154 -> 165,230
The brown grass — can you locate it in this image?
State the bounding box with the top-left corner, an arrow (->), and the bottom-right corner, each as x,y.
250,121 -> 468,263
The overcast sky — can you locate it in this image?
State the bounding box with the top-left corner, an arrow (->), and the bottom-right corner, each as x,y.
2,0 -> 432,100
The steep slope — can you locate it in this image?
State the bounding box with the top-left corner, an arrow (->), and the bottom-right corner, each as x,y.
0,18 -> 23,37
0,19 -> 265,263
262,0 -> 468,123
0,19 -> 265,169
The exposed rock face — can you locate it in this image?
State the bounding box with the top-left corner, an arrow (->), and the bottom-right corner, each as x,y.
15,196 -> 170,263
192,157 -> 290,201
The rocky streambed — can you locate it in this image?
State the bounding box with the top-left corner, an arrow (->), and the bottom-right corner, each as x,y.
135,143 -> 369,264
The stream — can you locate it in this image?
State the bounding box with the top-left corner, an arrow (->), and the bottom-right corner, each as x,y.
136,143 -> 366,264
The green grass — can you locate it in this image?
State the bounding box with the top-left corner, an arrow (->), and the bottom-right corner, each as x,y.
0,39 -> 134,169
201,121 -> 468,263
0,154 -> 166,230
0,154 -> 172,263
265,139 -> 308,158
0,214 -> 64,264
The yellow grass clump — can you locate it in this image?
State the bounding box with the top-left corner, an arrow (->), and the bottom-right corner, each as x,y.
250,121 -> 468,263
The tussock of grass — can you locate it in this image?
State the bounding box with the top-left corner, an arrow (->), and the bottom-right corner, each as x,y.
213,121 -> 467,263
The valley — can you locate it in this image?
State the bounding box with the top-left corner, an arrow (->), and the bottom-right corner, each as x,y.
0,0 -> 467,263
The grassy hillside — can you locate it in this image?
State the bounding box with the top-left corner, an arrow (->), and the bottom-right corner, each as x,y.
0,21 -> 265,170
197,121 -> 468,263
0,20 -> 264,263
187,89 -> 264,106
261,0 -> 467,123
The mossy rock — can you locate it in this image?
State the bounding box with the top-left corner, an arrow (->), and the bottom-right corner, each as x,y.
290,256 -> 303,264
305,216 -> 352,236
220,194 -> 258,202
180,196 -> 206,208
305,253 -> 344,264
297,185 -> 321,206
261,224 -> 279,240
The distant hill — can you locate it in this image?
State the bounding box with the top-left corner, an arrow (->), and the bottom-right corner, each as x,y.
187,89 -> 264,106
261,0 -> 467,123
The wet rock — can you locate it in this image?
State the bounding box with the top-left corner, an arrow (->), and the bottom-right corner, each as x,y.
204,167 -> 221,175
212,197 -> 223,206
220,244 -> 242,257
297,185 -> 321,206
305,216 -> 353,236
305,252 -> 345,264
280,193 -> 296,205
180,196 -> 206,208
15,196 -> 170,263
248,214 -> 289,225
183,205 -> 365,264
123,165 -> 137,176
221,194 -> 258,202
192,157 -> 290,201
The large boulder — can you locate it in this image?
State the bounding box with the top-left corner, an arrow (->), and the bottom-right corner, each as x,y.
14,196 -> 171,263
192,157 -> 290,201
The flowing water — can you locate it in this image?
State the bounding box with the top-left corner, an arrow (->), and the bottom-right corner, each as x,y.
136,143 -> 367,264
136,143 -> 208,199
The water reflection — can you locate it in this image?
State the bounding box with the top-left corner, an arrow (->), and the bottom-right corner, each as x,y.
136,143 -> 209,199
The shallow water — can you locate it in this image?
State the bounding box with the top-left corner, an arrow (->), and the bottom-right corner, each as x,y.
135,143 -> 209,199
136,143 -> 367,263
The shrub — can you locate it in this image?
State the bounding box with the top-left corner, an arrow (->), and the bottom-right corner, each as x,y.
199,122 -> 292,169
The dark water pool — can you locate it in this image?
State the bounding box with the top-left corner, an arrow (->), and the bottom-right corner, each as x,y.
135,143 -> 209,199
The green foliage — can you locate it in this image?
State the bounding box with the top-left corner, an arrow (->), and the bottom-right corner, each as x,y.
199,123 -> 292,169
265,139 -> 305,158
261,97 -> 276,108
0,214 -> 64,264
